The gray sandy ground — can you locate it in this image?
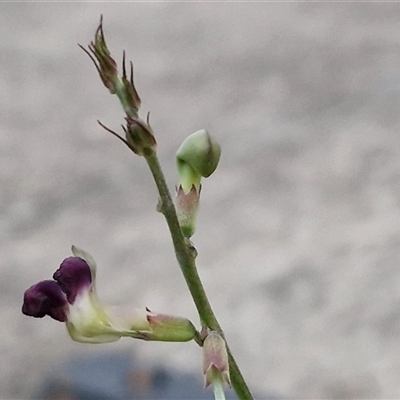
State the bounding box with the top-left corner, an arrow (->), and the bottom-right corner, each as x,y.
2,3 -> 400,399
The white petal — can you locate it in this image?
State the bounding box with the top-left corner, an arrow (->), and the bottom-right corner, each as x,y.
107,305 -> 150,332
66,321 -> 120,344
71,245 -> 97,281
66,289 -> 118,343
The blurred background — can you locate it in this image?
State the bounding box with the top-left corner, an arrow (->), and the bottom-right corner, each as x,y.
2,2 -> 400,399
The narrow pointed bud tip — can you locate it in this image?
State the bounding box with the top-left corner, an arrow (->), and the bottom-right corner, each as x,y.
203,331 -> 231,388
82,17 -> 119,94
121,54 -> 141,114
82,18 -> 142,117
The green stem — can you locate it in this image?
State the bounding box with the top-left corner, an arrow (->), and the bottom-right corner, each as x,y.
145,152 -> 253,400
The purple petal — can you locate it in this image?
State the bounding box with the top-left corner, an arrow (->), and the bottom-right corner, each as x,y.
22,280 -> 68,322
53,257 -> 92,304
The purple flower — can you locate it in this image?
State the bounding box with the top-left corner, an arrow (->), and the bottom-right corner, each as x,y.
53,256 -> 92,304
22,246 -> 197,344
22,280 -> 68,322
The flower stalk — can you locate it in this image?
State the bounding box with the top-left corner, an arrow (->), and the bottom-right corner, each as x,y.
144,152 -> 253,400
79,17 -> 253,400
213,380 -> 227,400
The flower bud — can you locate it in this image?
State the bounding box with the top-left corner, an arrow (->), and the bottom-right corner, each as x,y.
203,331 -> 231,388
124,116 -> 156,157
81,16 -> 118,94
175,130 -> 220,237
137,310 -> 197,342
81,17 -> 141,118
176,129 -> 221,193
120,51 -> 141,115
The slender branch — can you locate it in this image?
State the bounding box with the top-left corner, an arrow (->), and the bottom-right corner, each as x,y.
83,17 -> 253,399
145,152 -> 254,400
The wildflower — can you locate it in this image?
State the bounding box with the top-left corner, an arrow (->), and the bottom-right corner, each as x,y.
22,246 -> 197,344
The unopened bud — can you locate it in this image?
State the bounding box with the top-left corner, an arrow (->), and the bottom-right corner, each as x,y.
137,311 -> 197,342
117,51 -> 141,117
80,16 -> 118,94
175,130 -> 220,236
203,331 -> 231,388
176,129 -> 221,190
81,17 -> 141,118
124,116 -> 156,157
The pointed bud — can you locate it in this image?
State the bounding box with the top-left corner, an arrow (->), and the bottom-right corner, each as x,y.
137,310 -> 197,342
124,116 -> 156,157
80,16 -> 118,94
81,17 -> 141,118
203,331 -> 231,388
120,51 -> 141,115
175,185 -> 200,238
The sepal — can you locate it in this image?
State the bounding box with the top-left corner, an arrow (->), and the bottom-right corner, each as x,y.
175,185 -> 200,238
203,331 -> 231,388
138,310 -> 197,342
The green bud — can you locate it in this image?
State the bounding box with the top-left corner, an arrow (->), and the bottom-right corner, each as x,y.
137,311 -> 197,342
175,130 -> 220,237
176,129 -> 221,193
